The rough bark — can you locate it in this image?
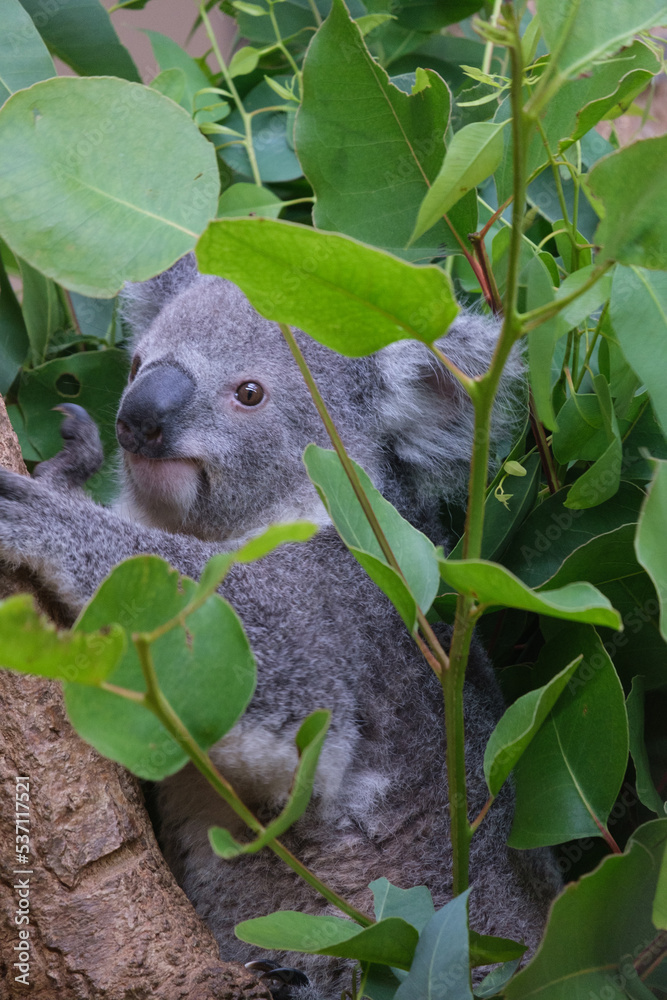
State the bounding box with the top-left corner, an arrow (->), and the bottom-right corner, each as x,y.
0,397 -> 270,1000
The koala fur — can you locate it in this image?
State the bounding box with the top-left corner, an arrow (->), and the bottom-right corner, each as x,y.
0,254 -> 559,997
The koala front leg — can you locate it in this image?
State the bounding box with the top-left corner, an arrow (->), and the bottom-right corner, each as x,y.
0,468 -> 219,617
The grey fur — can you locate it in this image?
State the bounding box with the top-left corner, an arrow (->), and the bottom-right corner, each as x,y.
0,258 -> 557,997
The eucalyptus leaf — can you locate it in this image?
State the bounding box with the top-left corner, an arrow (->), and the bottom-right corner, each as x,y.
588,136 -> 667,270
196,218 -> 458,356
506,820 -> 667,999
0,0 -> 54,104
502,481 -> 645,588
0,594 -> 125,684
217,183 -> 283,219
610,266 -> 667,438
295,0 -> 464,261
411,121 -> 507,244
627,677 -> 665,817
508,625 -> 629,848
0,253 -> 29,393
143,30 -> 222,124
65,556 -> 255,781
635,458 -> 667,642
235,911 -> 419,970
304,446 -> 440,630
484,654 -> 583,797
438,558 -> 621,629
394,892 -> 473,1000
371,879 -> 435,934
0,77 -> 219,296
18,0 -> 140,81
536,0 -> 667,85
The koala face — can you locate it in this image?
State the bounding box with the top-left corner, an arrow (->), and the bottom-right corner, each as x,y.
116,276 -> 372,542
117,278 -> 328,541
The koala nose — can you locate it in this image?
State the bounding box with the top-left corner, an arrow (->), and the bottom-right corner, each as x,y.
116,363 -> 194,458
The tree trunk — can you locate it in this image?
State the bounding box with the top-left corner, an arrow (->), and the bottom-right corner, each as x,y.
0,398 -> 270,1000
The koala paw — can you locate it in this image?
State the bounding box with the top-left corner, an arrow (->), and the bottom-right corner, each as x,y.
245,960 -> 311,1000
34,404 -> 104,489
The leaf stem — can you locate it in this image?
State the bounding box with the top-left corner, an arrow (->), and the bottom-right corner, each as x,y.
200,4 -> 263,187
133,634 -> 373,925
278,321 -> 451,679
528,393 -> 559,494
470,794 -> 495,833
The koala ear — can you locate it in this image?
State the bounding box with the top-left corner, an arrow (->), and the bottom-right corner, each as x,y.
119,252 -> 201,341
374,312 -> 524,505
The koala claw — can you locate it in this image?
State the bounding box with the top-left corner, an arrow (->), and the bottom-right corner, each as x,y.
245,960 -> 311,998
34,403 -> 104,489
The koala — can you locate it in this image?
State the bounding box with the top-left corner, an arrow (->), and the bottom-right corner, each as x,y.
0,254 -> 559,998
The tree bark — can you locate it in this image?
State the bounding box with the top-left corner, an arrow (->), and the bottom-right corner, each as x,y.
0,397 -> 270,1000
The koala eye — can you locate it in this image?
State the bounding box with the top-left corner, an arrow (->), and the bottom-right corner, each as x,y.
235,381 -> 265,407
129,355 -> 141,382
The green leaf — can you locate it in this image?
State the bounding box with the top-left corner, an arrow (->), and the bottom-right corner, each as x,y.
68,292 -> 117,342
150,68 -> 187,107
393,0 -> 482,31
0,0 -> 54,104
18,0 -> 140,81
196,217 -> 458,356
536,0 -> 667,84
468,931 -> 526,966
394,892 -> 473,1000
498,41 -> 660,202
217,182 -> 283,220
0,77 -> 219,297
502,481 -> 645,588
610,266 -> 667,438
438,558 -> 621,629
232,0 -> 268,15
295,0 -> 470,261
627,677 -> 665,817
508,625 -> 629,848
65,556 -> 255,780
565,436 -> 623,510
0,252 -> 29,393
506,820 -> 667,999
304,446 -> 440,630
16,257 -> 63,364
411,121 -> 507,244
525,256 -> 569,430
355,13 -> 395,35
556,264 -> 613,330
655,841 -> 667,929
210,709 -> 330,857
371,879 -> 435,934
484,654 -> 583,797
235,911 -> 419,970
17,349 -> 129,503
635,458 -> 667,642
228,45 -> 262,77
587,136 -> 667,270
474,959 -> 522,999
143,30 -> 222,124
0,594 -> 125,684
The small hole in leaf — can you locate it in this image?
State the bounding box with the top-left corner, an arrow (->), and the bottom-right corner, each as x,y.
55,373 -> 81,398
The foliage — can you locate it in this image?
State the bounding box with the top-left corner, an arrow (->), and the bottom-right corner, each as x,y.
1,0 -> 667,996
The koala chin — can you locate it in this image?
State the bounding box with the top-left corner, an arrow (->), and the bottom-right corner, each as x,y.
0,253 -> 560,998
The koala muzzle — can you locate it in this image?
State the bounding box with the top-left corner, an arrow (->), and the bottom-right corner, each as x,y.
116,363 -> 194,458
